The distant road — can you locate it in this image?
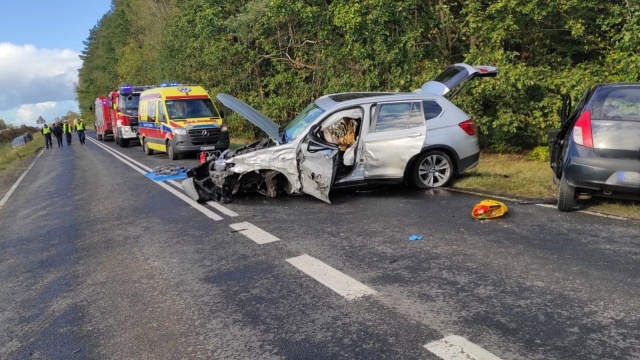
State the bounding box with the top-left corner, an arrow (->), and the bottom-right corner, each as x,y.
1,131 -> 638,359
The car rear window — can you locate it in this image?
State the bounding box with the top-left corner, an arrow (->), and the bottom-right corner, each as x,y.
590,87 -> 640,121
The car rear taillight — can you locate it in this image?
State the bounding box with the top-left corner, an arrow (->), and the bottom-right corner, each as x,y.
572,110 -> 593,148
458,119 -> 475,136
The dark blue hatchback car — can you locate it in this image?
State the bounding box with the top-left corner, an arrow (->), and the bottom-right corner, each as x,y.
550,83 -> 640,211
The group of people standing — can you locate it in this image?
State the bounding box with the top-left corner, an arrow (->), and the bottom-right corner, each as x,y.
41,119 -> 86,149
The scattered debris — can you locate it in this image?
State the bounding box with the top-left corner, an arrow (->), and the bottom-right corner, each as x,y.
408,235 -> 423,241
471,199 -> 508,220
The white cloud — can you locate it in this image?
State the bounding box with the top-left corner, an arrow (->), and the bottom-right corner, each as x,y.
0,43 -> 81,120
0,100 -> 79,126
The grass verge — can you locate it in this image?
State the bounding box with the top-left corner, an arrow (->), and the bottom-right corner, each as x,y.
0,133 -> 44,200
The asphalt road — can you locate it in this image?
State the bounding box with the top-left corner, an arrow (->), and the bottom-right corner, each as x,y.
1,132 -> 639,359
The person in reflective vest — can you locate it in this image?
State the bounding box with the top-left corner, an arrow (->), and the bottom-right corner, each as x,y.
63,121 -> 73,145
41,124 -> 52,149
75,119 -> 86,145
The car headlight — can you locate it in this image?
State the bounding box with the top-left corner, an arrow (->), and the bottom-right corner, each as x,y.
174,128 -> 187,135
221,125 -> 228,132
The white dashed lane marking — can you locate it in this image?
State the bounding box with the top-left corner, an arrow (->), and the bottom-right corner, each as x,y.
286,254 -> 376,301
230,222 -> 280,244
424,335 -> 503,360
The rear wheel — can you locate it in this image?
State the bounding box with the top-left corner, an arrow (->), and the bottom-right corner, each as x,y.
167,141 -> 177,160
412,151 -> 453,188
143,139 -> 153,155
557,175 -> 576,211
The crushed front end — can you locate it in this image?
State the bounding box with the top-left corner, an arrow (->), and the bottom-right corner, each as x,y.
182,138 -> 300,203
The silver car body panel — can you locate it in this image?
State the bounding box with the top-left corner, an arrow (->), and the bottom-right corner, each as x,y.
225,145 -> 301,192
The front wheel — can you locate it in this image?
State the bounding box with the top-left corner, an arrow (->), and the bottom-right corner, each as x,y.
142,139 -> 154,155
120,138 -> 129,147
167,141 -> 178,160
557,175 -> 576,211
411,151 -> 453,188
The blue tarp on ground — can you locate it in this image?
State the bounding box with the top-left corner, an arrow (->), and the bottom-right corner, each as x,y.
144,165 -> 189,182
144,171 -> 188,182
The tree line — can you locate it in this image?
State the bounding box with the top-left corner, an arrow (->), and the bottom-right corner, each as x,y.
76,0 -> 640,151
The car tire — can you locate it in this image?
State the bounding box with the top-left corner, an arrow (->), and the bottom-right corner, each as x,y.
143,139 -> 153,155
167,141 -> 177,160
412,151 -> 453,188
557,175 -> 576,211
120,139 -> 129,147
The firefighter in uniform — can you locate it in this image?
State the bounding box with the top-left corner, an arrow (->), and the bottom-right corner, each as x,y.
63,121 -> 73,145
42,124 -> 52,149
75,119 -> 86,145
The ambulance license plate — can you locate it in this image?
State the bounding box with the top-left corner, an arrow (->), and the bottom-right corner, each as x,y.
200,146 -> 217,150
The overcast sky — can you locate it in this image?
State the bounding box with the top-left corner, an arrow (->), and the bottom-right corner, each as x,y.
0,0 -> 112,126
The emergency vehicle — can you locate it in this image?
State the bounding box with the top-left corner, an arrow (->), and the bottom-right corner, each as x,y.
137,85 -> 229,160
94,96 -> 113,140
109,84 -> 154,147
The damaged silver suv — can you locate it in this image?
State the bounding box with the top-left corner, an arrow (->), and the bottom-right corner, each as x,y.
183,63 -> 498,203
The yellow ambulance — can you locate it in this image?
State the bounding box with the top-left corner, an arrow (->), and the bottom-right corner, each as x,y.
137,85 -> 228,160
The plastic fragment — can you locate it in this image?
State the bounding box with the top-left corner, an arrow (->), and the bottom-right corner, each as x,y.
408,235 -> 423,241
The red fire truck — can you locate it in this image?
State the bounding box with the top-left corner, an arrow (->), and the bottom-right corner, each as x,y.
94,96 -> 113,141
108,84 -> 154,147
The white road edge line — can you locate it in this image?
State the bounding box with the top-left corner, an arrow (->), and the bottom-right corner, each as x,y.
229,222 -> 279,244
0,149 -> 44,210
424,335 -> 504,360
88,138 -> 223,221
86,137 -> 238,216
286,254 -> 376,301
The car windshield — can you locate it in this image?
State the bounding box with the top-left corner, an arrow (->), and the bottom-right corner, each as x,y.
166,99 -> 219,120
283,103 -> 325,142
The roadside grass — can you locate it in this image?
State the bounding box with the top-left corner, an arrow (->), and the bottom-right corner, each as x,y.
0,133 -> 44,200
0,133 -> 44,171
453,152 -> 640,219
453,153 -> 557,200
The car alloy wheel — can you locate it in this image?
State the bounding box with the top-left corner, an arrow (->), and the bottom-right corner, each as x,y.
413,151 -> 453,188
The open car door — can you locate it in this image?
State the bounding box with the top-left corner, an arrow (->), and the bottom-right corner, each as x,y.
297,124 -> 339,203
420,63 -> 498,99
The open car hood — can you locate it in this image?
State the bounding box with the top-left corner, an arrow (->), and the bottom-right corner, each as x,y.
419,63 -> 498,98
216,93 -> 282,142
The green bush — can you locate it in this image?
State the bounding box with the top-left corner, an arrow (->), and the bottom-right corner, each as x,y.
528,145 -> 550,162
